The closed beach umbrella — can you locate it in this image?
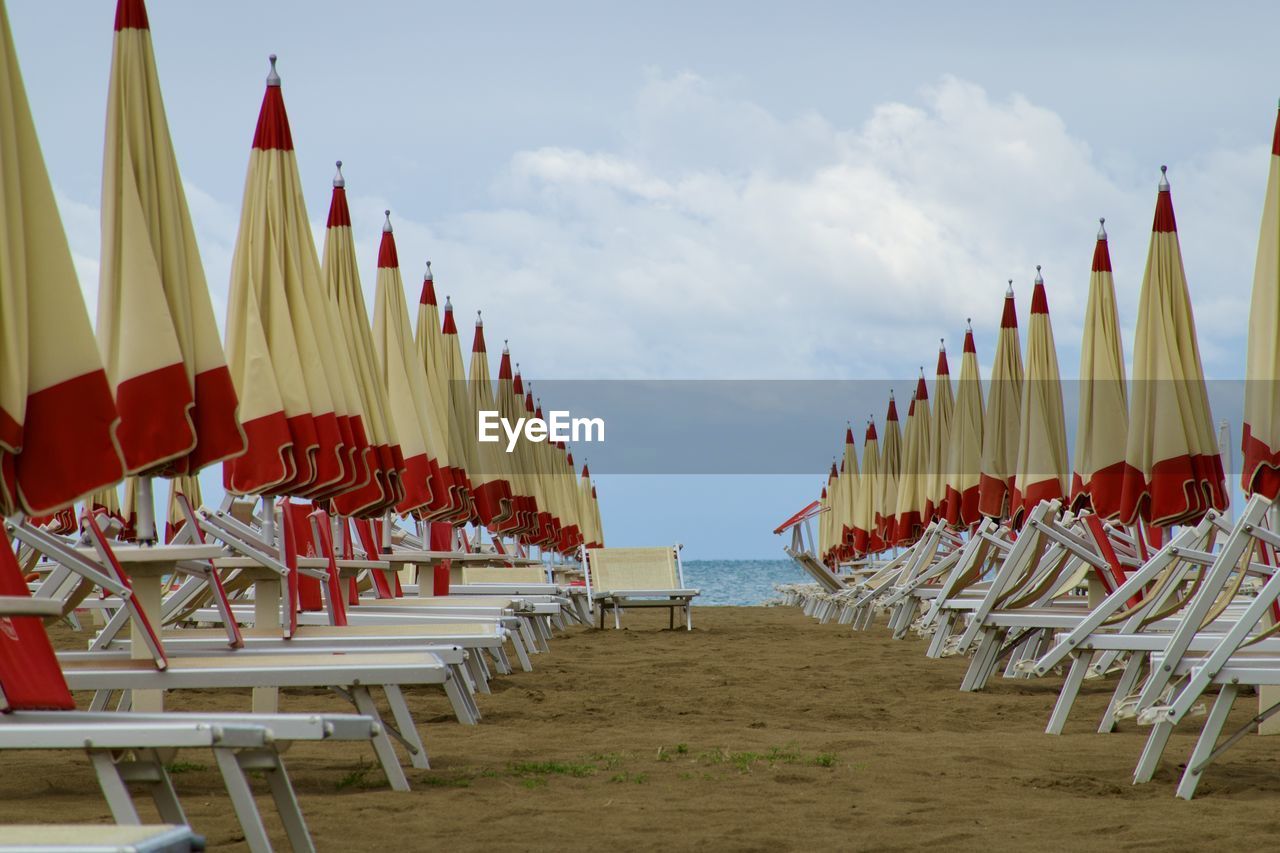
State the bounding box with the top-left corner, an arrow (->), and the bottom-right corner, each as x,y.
441,296 -> 480,522
875,394 -> 902,550
894,375 -> 931,546
164,474 -> 200,542
590,480 -> 605,547
839,424 -> 860,553
0,0 -> 124,515
978,282 -> 1023,520
495,344 -> 536,536
1072,219 -> 1129,519
852,421 -> 879,555
1119,167 -> 1227,526
943,323 -> 984,526
468,313 -> 515,527
578,464 -> 602,549
99,0 -> 244,477
416,263 -> 470,519
323,163 -> 404,517
1244,106 -> 1280,499
925,342 -> 953,523
372,212 -> 450,515
817,485 -> 831,561
1011,266 -> 1069,525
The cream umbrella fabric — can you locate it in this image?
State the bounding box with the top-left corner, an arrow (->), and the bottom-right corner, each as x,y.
441,296 -> 479,523
415,263 -> 469,520
164,474 -> 200,542
875,394 -> 902,550
1072,219 -> 1129,519
590,479 -> 605,548
853,421 -> 879,555
558,448 -> 584,553
323,163 -> 404,517
468,314 -> 515,528
838,425 -> 859,553
1011,266 -> 1069,526
943,323 -> 984,527
577,464 -> 598,549
817,484 -> 831,561
99,0 -> 244,477
925,342 -> 953,523
494,345 -> 536,537
224,56 -> 340,497
372,212 -> 450,515
1119,167 -> 1227,526
1244,106 -> 1280,499
893,376 -> 930,546
978,282 -> 1023,520
0,0 -> 124,516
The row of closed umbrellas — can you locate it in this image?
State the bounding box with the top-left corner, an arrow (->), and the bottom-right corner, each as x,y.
819,127 -> 1280,561
0,0 -> 603,554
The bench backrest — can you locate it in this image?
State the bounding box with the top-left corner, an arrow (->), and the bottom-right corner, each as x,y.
586,547 -> 680,592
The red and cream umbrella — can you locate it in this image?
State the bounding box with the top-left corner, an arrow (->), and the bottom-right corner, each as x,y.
1072,219 -> 1129,519
0,0 -> 124,516
494,344 -> 536,537
838,424 -> 859,554
558,447 -> 583,553
322,163 -> 404,517
1011,266 -> 1069,525
1244,106 -> 1280,499
924,342 -> 953,523
415,263 -> 470,520
99,0 -> 244,482
978,282 -> 1023,520
164,474 -> 200,543
441,296 -> 480,527
224,56 -> 344,497
578,464 -> 602,550
590,478 -> 605,548
1119,167 -> 1227,526
372,212 -> 450,516
468,314 -> 515,528
875,394 -> 902,550
852,421 -> 879,555
943,322 -> 984,527
893,375 -> 930,546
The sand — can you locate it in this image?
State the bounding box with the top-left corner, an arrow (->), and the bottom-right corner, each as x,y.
5,606 -> 1280,851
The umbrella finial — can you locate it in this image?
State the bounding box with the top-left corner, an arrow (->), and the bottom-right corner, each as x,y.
1159,164 -> 1170,191
266,54 -> 281,87
503,338 -> 509,353
333,160 -> 344,188
444,295 -> 452,311
476,310 -> 483,327
1097,217 -> 1106,240
940,337 -> 945,351
425,260 -> 433,280
1006,278 -> 1013,296
1035,265 -> 1043,284
382,210 -> 392,233
966,317 -> 972,328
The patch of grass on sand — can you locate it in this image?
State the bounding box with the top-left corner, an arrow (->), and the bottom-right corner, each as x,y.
420,774 -> 472,788
694,745 -> 839,773
588,752 -> 628,770
335,762 -> 377,791
521,778 -> 548,790
165,761 -> 207,774
509,760 -> 596,778
812,753 -> 838,768
608,772 -> 648,784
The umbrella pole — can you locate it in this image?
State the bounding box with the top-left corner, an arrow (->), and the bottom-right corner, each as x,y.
260,494 -> 275,549
135,476 -> 157,544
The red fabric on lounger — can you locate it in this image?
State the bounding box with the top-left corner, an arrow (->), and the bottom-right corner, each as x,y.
0,528 -> 76,710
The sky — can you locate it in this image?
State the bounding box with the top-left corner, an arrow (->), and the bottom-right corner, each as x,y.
9,1 -> 1280,557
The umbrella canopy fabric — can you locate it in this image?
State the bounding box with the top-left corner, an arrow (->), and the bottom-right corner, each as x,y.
943,324 -> 984,527
1011,267 -> 1069,525
0,0 -> 124,516
894,376 -> 931,546
978,283 -> 1024,520
99,0 -> 244,477
494,345 -> 536,536
1118,168 -> 1227,526
372,213 -> 449,516
1244,106 -> 1280,499
416,263 -> 470,520
924,343 -> 953,523
874,395 -> 902,550
164,474 -> 200,542
322,164 -> 404,517
441,296 -> 480,522
223,57 -> 333,497
468,314 -> 515,527
578,464 -> 602,549
1072,220 -> 1129,519
838,425 -> 859,550
853,421 -> 879,554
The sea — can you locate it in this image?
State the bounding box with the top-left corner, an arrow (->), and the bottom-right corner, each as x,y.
679,559 -> 809,606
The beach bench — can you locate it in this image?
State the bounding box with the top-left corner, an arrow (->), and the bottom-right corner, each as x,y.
585,546 -> 699,630
0,825 -> 204,852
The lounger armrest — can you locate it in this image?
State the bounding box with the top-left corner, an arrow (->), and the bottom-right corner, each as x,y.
593,589 -> 700,599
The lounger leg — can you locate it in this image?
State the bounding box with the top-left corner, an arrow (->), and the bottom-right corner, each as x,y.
670,607 -> 675,630
1133,720 -> 1175,784
383,685 -> 432,766
960,630 -> 1000,693
212,747 -> 275,853
237,748 -> 315,853
614,604 -> 621,630
509,632 -> 533,672
466,653 -> 492,694
490,647 -> 513,676
1176,684 -> 1239,800
1099,654 -> 1145,734
439,670 -> 479,726
88,751 -> 143,825
349,686 -> 411,792
1046,654 -> 1090,735
117,750 -> 187,825
926,614 -> 953,658
686,603 -> 693,631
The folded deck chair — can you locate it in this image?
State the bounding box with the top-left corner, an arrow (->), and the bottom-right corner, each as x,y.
584,546 -> 699,630
0,528 -> 378,853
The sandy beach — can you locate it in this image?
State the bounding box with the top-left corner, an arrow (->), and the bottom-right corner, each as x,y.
2,607 -> 1278,851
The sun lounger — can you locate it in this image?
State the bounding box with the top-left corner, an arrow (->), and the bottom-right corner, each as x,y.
0,824 -> 204,852
584,546 -> 699,630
